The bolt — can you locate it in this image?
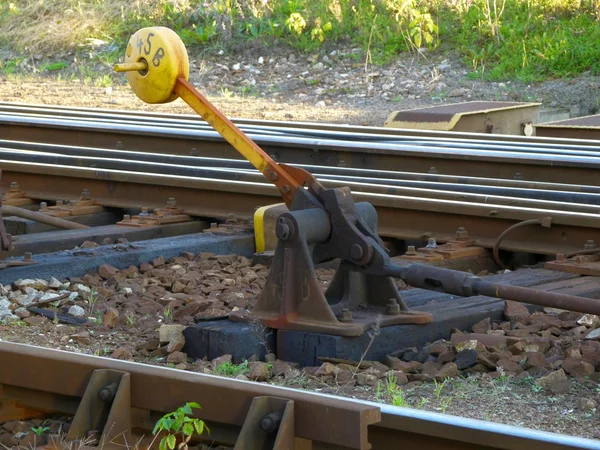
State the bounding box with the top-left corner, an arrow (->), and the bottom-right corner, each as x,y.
276,217 -> 293,241
575,256 -> 584,264
260,412 -> 281,433
209,222 -> 218,230
350,243 -> 364,260
338,308 -> 352,322
585,240 -> 596,250
514,172 -> 524,180
70,199 -> 77,206
426,238 -> 437,248
338,160 -> 346,167
455,227 -> 469,240
405,245 -> 417,256
428,167 -> 439,174
116,141 -> 124,150
140,207 -> 149,217
123,214 -> 131,221
489,210 -> 498,216
23,252 -> 32,261
281,185 -> 291,194
166,197 -> 177,208
80,189 -> 92,200
56,200 -> 63,207
556,253 -> 566,262
9,182 -> 19,192
39,202 -> 48,211
269,171 -> 278,181
386,298 -> 401,315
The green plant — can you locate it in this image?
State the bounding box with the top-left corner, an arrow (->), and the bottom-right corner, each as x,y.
434,378 -> 449,399
152,402 -> 208,450
40,61 -> 68,72
125,310 -> 136,326
163,305 -> 173,322
440,396 -> 452,413
88,288 -> 98,315
215,360 -> 249,377
30,426 -> 50,435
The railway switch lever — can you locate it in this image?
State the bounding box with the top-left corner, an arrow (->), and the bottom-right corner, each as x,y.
117,27 -> 600,337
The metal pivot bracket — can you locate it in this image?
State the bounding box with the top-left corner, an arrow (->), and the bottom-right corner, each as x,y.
230,187 -> 433,337
234,396 -> 308,450
67,369 -> 132,450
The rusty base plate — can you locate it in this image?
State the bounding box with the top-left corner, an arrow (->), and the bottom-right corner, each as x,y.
229,308 -> 433,337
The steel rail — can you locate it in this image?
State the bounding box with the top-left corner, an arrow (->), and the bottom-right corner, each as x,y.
0,342 -> 598,450
4,101 -> 600,149
4,109 -> 600,157
3,148 -> 600,216
4,115 -> 600,186
0,161 -> 597,255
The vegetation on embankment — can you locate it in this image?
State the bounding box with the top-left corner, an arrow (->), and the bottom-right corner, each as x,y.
1,0 -> 600,82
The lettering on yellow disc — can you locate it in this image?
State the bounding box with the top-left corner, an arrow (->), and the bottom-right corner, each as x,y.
122,27 -> 189,104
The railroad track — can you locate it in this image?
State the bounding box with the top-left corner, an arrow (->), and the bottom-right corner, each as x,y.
1,39 -> 600,449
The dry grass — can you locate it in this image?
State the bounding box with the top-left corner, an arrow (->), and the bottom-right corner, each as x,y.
0,0 -> 191,55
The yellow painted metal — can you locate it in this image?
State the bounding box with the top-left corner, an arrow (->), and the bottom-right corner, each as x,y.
114,27 -> 304,206
115,26 -> 189,104
114,61 -> 148,73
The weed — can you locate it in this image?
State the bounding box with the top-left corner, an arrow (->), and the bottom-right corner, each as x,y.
125,310 -> 136,326
216,360 -> 249,377
433,378 -> 449,399
152,402 -> 209,450
163,305 -> 173,322
88,288 -> 98,315
440,396 -> 452,413
30,426 -> 50,436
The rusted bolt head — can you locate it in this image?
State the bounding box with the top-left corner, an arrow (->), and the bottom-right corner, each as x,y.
281,185 -> 291,194
167,197 -> 177,207
338,308 -> 353,322
585,240 -> 596,250
350,243 -> 364,260
260,412 -> 281,433
123,214 -> 131,221
455,227 -> 469,240
556,253 -> 565,262
575,256 -> 583,264
386,298 -> 401,315
269,171 -> 278,181
23,252 -> 32,261
406,245 -> 417,256
56,200 -> 63,206
9,182 -> 19,192
80,189 -> 92,200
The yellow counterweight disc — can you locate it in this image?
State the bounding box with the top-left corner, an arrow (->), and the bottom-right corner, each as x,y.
116,26 -> 189,104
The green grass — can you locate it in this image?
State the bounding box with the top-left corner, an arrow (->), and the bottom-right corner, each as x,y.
1,0 -> 600,82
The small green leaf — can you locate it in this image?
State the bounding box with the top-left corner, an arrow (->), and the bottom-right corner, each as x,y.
194,420 -> 205,436
187,401 -> 201,409
182,423 -> 194,437
172,416 -> 184,432
181,404 -> 193,415
159,437 -> 168,450
167,434 -> 176,450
